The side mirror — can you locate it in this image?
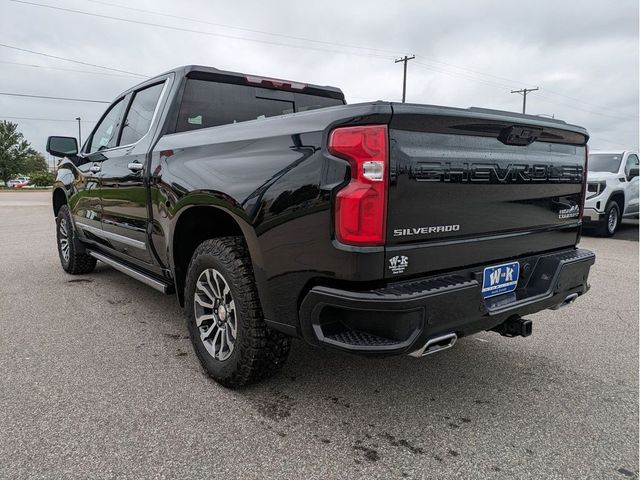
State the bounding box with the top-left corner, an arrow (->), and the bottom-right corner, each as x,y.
629,166 -> 639,180
46,136 -> 78,158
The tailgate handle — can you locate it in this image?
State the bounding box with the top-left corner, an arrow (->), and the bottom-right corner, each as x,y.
498,125 -> 542,146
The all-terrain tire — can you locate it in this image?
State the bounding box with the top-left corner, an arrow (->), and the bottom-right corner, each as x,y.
596,201 -> 620,237
185,237 -> 291,388
56,204 -> 97,274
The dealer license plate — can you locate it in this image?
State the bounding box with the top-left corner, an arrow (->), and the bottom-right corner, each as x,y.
482,262 -> 520,299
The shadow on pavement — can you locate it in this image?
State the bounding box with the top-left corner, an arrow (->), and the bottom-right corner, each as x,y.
583,219 -> 638,242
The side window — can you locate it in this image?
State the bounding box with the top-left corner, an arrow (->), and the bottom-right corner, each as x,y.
88,98 -> 126,153
119,82 -> 165,146
625,154 -> 639,176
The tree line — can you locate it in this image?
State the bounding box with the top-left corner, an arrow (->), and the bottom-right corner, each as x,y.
0,121 -> 54,186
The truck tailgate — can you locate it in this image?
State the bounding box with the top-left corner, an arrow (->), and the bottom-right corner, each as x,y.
385,105 -> 588,278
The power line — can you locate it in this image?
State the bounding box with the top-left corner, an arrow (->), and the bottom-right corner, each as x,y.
84,0 -> 406,57
0,92 -> 110,103
413,61 -> 516,90
414,60 -> 514,88
401,57 -> 629,114
413,62 -> 636,121
7,1 -> 635,122
8,0 -> 396,60
13,0 -> 630,117
94,0 -> 595,105
535,89 -> 620,112
83,0 -> 626,113
0,42 -> 147,77
413,58 -> 624,113
9,0 -> 629,119
532,95 -> 634,122
74,1 -> 593,97
0,59 -> 141,78
75,0 -> 545,90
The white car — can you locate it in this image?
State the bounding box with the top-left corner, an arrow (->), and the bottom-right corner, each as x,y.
583,151 -> 639,236
6,176 -> 30,188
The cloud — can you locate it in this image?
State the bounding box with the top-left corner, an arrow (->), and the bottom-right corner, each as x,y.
0,0 -> 637,161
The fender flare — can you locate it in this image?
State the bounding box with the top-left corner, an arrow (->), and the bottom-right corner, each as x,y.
607,190 -> 626,211
168,194 -> 264,272
168,194 -> 273,316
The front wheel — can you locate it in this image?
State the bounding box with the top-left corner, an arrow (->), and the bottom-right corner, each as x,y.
56,205 -> 97,274
185,237 -> 290,388
597,201 -> 620,237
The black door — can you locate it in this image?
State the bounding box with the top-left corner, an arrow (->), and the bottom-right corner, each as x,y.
72,96 -> 127,243
68,157 -> 102,233
98,82 -> 166,264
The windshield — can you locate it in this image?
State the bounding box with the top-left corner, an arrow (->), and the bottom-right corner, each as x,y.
588,154 -> 622,173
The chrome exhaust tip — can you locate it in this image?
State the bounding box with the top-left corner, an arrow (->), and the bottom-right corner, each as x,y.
409,333 -> 457,358
550,293 -> 579,310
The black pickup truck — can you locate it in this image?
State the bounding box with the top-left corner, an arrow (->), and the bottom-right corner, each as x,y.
47,65 -> 595,387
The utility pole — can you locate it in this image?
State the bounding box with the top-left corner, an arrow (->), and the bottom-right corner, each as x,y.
510,87 -> 539,114
395,55 -> 415,103
75,117 -> 82,147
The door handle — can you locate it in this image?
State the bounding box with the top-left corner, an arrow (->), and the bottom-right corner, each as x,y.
89,164 -> 101,173
127,162 -> 143,172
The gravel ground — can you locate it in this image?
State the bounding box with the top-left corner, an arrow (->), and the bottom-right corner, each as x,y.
0,191 -> 638,479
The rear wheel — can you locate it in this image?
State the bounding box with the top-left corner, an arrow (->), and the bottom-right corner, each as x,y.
597,201 -> 620,237
56,205 -> 96,274
185,237 -> 290,388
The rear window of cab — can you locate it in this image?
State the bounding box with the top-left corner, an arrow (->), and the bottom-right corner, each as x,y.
175,79 -> 343,132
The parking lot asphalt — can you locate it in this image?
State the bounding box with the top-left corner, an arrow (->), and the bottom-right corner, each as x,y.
0,191 -> 638,480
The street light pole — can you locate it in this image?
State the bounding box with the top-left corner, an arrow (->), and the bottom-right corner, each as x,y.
75,117 -> 82,148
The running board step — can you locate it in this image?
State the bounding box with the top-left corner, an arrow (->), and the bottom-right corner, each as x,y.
87,250 -> 173,294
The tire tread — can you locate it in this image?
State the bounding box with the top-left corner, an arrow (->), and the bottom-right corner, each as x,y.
186,237 -> 290,388
57,205 -> 97,274
596,200 -> 619,237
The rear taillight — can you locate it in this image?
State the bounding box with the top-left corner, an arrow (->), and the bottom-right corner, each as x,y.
329,124 -> 388,246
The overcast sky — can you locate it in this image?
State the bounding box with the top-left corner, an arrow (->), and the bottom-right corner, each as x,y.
1,0 -> 638,166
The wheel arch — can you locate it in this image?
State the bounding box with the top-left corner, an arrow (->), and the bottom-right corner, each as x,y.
609,190 -> 625,214
52,187 -> 67,217
170,202 -> 264,307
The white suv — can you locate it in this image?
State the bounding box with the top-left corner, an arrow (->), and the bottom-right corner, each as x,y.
583,151 -> 639,236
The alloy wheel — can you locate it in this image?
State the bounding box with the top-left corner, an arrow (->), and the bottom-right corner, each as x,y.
608,207 -> 618,234
193,268 -> 237,361
58,217 -> 70,262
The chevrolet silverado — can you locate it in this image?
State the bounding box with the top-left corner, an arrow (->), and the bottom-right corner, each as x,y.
47,65 -> 595,387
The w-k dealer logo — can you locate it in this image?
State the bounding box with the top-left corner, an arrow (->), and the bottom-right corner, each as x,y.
489,265 -> 515,285
388,255 -> 409,274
